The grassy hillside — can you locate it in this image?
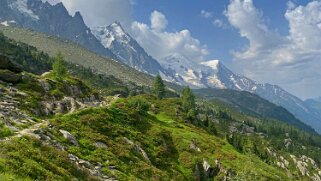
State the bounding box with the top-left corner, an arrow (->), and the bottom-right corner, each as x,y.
1,28 -> 321,180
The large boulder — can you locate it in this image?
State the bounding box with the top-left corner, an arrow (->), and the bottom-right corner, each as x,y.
0,69 -> 21,83
0,55 -> 22,73
59,129 -> 79,146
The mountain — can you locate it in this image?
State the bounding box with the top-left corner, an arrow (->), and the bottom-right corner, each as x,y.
2,21 -> 321,181
304,97 -> 321,121
194,88 -> 315,133
160,53 -> 210,88
0,0 -> 115,58
1,0 -> 320,135
0,24 -> 156,86
160,53 -> 321,133
92,22 -> 168,76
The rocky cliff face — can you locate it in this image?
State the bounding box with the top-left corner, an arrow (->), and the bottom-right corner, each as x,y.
92,22 -> 168,76
0,0 -> 115,58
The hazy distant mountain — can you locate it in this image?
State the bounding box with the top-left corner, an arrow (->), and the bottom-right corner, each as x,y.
160,53 -> 321,133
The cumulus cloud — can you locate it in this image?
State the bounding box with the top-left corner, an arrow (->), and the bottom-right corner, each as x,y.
42,0 -> 133,28
226,0 -> 321,99
150,11 -> 168,31
129,11 -> 209,62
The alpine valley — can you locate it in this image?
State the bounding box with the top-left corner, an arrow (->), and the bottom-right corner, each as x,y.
0,0 -> 321,180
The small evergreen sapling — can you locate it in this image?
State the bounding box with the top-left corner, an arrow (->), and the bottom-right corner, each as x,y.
52,51 -> 67,79
153,75 -> 165,99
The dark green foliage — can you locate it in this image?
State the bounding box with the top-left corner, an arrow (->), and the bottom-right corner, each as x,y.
0,121 -> 13,138
181,87 -> 196,113
127,97 -> 150,115
52,52 -> 67,79
0,32 -> 52,74
194,88 -> 315,134
208,120 -> 218,135
152,75 -> 165,99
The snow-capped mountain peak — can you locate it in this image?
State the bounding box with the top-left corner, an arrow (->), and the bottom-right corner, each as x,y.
8,0 -> 39,20
201,59 -> 220,70
93,22 -> 131,49
160,53 -> 321,132
92,22 -> 166,75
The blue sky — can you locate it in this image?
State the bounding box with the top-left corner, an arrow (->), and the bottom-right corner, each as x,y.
46,0 -> 321,99
131,0 -> 321,99
132,0 -> 304,63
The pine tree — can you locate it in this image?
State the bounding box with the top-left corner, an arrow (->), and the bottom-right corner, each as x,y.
52,51 -> 67,79
153,75 -> 165,99
181,86 -> 196,112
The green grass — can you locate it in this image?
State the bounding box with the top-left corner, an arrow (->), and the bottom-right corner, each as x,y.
0,121 -> 13,138
0,173 -> 32,181
0,137 -> 94,180
44,96 -> 291,180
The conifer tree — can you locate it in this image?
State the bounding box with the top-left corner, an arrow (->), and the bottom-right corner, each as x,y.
153,75 -> 165,99
52,51 -> 67,79
181,86 -> 196,112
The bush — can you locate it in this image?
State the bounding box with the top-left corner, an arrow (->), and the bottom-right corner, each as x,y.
127,97 -> 150,115
0,121 -> 13,138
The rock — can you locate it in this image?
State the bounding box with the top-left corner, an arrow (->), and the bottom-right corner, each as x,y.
68,154 -> 79,162
41,71 -> 51,77
123,137 -> 150,163
277,162 -> 286,169
190,141 -> 201,152
79,159 -> 94,169
95,141 -> 108,148
59,129 -> 79,146
297,160 -> 308,176
284,138 -> 292,148
0,55 -> 22,73
242,124 -> 255,133
0,69 -> 21,83
56,100 -> 70,114
266,148 -> 277,157
108,166 -> 116,170
39,80 -> 51,91
312,174 -> 321,181
202,159 -> 220,178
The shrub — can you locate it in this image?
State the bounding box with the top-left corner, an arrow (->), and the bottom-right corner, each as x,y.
127,97 -> 150,115
0,121 -> 13,138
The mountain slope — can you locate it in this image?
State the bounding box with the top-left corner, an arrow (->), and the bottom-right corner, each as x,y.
1,34 -> 321,180
92,22 -> 167,76
161,54 -> 321,133
194,88 -> 315,133
0,0 -> 115,58
304,97 -> 321,122
0,25 -> 156,86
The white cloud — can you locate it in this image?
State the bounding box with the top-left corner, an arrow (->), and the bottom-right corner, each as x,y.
129,11 -> 208,62
287,1 -> 296,10
42,0 -> 133,28
226,0 -> 321,99
150,11 -> 168,31
201,10 -> 213,18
